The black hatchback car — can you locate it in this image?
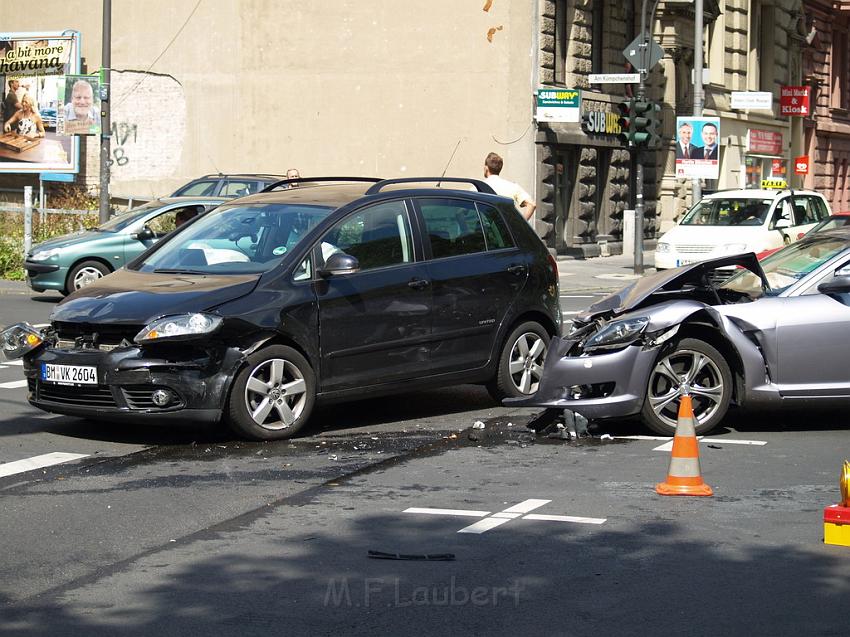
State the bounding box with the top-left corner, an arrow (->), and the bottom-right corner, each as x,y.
1,177 -> 561,440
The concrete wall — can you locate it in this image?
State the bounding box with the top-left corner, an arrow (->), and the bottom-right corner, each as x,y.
0,1 -> 537,199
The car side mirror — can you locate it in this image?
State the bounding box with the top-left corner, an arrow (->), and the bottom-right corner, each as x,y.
317,252 -> 360,277
774,218 -> 792,229
134,226 -> 154,241
817,276 -> 850,295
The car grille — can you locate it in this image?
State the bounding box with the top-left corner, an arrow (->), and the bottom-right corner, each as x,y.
121,385 -> 184,410
675,244 -> 714,254
52,322 -> 143,347
36,381 -> 117,408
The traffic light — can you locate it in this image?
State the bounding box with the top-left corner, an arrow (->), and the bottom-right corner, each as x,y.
632,100 -> 663,149
616,98 -> 634,146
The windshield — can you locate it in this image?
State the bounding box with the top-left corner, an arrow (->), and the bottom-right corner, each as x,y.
721,235 -> 850,296
810,215 -> 850,234
680,198 -> 773,226
97,201 -> 165,232
133,202 -> 334,274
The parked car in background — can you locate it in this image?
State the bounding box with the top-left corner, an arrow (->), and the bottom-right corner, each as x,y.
24,197 -> 226,295
655,189 -> 831,280
3,177 -> 561,441
509,229 -> 850,435
170,174 -> 284,198
756,211 -> 850,260
39,107 -> 58,130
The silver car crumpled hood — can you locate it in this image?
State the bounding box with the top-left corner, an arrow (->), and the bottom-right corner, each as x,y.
576,253 -> 768,322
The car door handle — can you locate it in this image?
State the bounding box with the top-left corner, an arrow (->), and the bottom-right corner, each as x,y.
408,278 -> 431,290
507,264 -> 527,275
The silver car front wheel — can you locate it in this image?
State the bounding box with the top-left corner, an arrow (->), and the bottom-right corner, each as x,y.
640,337 -> 732,436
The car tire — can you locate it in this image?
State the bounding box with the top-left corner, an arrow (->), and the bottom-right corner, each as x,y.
65,260 -> 111,295
226,345 -> 316,441
487,321 -> 550,402
641,337 -> 732,436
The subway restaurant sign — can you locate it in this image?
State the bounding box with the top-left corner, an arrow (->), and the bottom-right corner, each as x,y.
581,110 -> 622,136
535,88 -> 581,123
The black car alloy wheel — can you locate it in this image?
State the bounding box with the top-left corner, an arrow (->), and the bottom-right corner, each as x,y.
227,345 -> 316,440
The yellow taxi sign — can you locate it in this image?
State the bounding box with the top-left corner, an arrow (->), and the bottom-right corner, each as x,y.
761,178 -> 787,189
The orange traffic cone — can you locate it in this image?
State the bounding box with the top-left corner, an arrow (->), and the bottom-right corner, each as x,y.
655,394 -> 713,497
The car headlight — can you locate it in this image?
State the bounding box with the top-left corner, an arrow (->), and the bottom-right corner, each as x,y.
656,242 -> 671,254
722,243 -> 748,254
134,313 -> 223,343
584,317 -> 649,351
30,248 -> 62,261
1,322 -> 45,359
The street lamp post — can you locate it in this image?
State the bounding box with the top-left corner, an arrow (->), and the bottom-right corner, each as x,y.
98,0 -> 112,224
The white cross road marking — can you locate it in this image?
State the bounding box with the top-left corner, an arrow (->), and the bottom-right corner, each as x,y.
3,360 -> 24,366
0,452 -> 89,478
403,499 -> 606,534
0,380 -> 27,389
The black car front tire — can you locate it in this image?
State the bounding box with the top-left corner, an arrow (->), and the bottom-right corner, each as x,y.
641,337 -> 732,436
226,345 -> 316,440
488,321 -> 550,401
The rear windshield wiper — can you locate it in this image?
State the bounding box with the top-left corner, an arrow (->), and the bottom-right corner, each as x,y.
152,268 -> 208,274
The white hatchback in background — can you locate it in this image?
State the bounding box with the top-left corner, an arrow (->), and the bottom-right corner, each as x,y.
655,189 -> 832,273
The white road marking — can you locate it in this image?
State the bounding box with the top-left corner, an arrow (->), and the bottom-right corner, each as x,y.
403,507 -> 490,517
524,514 -> 607,525
560,295 -> 597,298
652,437 -> 768,452
501,499 -> 550,513
405,499 -> 605,534
34,413 -> 63,420
458,518 -> 513,534
0,380 -> 27,389
561,311 -> 581,315
3,360 -> 23,366
0,452 -> 88,478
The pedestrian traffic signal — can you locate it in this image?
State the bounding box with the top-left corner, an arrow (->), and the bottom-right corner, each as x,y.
632,100 -> 662,149
616,99 -> 634,146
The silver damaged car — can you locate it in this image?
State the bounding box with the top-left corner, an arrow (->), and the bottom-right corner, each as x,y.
508,231 -> 850,435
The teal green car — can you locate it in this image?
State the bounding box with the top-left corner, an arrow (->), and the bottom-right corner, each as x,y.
24,197 -> 227,295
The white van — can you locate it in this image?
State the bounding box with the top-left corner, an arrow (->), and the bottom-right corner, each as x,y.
655,189 -> 832,270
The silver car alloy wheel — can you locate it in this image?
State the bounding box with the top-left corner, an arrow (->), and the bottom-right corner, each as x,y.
647,348 -> 724,428
73,266 -> 105,289
244,358 -> 307,430
508,332 -> 547,394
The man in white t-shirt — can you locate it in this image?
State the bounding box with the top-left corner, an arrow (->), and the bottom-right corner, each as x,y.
483,152 -> 536,221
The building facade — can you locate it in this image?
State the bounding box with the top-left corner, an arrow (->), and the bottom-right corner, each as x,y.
2,0 -> 848,246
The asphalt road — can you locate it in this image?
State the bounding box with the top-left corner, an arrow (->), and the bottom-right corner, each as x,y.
1,288 -> 849,635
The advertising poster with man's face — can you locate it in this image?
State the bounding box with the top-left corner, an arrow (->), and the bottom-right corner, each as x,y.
57,75 -> 100,136
0,32 -> 79,173
675,116 -> 721,179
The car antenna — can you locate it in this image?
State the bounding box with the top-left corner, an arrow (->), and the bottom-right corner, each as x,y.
436,138 -> 463,188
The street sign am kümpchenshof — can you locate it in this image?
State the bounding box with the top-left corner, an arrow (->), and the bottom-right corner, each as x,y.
589,73 -> 640,84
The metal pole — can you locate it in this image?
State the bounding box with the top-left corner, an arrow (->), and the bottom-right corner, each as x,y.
692,0 -> 704,202
23,185 -> 33,258
98,0 -> 112,224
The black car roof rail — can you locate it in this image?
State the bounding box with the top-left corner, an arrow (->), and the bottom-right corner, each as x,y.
261,176 -> 384,192
365,177 -> 495,195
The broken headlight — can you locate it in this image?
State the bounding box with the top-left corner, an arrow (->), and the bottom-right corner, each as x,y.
1,322 -> 45,359
135,313 -> 223,344
584,317 -> 649,351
